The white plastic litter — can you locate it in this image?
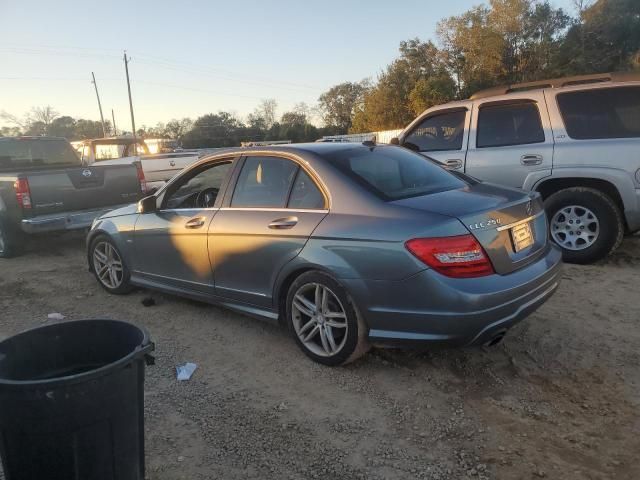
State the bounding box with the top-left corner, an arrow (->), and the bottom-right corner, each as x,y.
47,313 -> 65,321
176,362 -> 197,381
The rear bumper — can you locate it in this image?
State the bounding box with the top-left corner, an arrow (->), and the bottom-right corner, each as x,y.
341,243 -> 562,347
21,204 -> 133,234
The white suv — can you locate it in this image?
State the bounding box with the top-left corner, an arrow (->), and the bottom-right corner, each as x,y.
394,72 -> 640,263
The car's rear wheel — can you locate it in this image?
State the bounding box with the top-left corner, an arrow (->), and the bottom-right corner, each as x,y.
286,271 -> 369,366
545,187 -> 624,264
90,235 -> 133,294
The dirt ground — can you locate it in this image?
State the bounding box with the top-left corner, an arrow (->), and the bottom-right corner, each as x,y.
0,232 -> 639,480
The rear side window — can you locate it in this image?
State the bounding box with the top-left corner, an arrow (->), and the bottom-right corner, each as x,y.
557,87 -> 640,140
477,102 -> 545,148
326,146 -> 465,201
232,156 -> 298,208
288,169 -> 325,209
0,139 -> 80,171
404,110 -> 466,152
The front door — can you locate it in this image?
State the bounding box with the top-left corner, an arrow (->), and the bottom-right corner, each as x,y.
464,93 -> 554,189
401,108 -> 470,170
209,155 -> 328,307
132,159 -> 234,293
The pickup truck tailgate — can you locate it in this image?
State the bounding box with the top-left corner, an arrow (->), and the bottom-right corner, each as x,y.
23,164 -> 141,217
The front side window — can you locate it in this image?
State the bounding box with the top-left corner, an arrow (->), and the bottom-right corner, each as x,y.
403,110 -> 466,152
231,156 -> 298,208
164,161 -> 232,209
326,146 -> 465,201
477,102 -> 545,148
557,86 -> 640,140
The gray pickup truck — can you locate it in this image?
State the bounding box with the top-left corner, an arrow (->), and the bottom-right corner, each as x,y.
0,136 -> 144,257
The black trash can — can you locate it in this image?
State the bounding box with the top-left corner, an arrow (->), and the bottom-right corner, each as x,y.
0,319 -> 154,480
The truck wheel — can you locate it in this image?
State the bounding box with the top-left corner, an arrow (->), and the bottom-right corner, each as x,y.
545,187 -> 624,264
0,220 -> 20,259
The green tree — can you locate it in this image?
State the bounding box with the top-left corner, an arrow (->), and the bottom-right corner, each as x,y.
318,81 -> 370,132
48,116 -> 77,138
181,112 -> 245,148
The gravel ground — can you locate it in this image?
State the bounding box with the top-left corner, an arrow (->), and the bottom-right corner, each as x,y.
0,232 -> 639,479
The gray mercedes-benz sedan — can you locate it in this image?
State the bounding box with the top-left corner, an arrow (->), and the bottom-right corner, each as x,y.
87,143 -> 562,365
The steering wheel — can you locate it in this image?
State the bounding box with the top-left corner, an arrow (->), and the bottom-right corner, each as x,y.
195,188 -> 219,208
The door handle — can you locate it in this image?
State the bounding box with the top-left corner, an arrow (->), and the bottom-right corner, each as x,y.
444,159 -> 463,170
268,216 -> 298,229
185,217 -> 206,229
521,154 -> 543,166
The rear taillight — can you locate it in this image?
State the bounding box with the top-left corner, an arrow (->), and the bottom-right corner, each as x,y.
14,178 -> 32,209
134,162 -> 147,193
405,235 -> 494,278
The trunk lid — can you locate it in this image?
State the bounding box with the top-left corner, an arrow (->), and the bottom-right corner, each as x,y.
392,182 -> 547,274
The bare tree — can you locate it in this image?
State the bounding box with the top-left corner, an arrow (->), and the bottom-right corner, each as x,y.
257,99 -> 277,129
29,106 -> 59,128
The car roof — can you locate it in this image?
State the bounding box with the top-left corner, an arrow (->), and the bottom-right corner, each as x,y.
220,142 -> 379,158
0,136 -> 68,141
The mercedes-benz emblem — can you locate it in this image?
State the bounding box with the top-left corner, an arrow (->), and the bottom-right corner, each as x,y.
526,200 -> 532,216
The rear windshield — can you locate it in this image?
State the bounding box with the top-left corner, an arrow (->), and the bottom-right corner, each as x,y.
325,145 -> 466,201
0,138 -> 81,171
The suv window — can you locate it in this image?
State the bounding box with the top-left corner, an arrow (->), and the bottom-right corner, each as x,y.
325,146 -> 465,201
164,161 -> 232,209
232,156 -> 298,208
404,110 -> 466,152
0,138 -> 80,171
557,86 -> 640,140
288,169 -> 325,209
477,102 -> 545,148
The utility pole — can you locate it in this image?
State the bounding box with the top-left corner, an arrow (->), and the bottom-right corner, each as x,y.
123,51 -> 136,144
111,109 -> 117,136
91,72 -> 107,137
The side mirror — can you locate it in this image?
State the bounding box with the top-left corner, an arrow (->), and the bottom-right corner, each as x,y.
137,195 -> 158,214
389,137 -> 400,145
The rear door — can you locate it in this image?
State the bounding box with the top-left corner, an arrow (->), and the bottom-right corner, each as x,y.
400,107 -> 470,170
209,155 -> 328,307
465,93 -> 554,189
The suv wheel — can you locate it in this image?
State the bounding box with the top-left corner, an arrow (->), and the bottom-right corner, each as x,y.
545,187 -> 624,264
286,271 -> 370,366
90,235 -> 134,294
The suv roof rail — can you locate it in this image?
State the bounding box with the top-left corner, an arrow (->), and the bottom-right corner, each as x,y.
469,71 -> 640,100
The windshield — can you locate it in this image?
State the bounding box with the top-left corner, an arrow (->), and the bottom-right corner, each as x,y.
325,145 -> 466,201
0,138 -> 81,171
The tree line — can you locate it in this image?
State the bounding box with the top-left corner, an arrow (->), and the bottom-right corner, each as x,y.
2,0 -> 637,146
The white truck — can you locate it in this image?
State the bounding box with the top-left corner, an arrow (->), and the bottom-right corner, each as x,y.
71,137 -> 199,193
393,72 -> 640,264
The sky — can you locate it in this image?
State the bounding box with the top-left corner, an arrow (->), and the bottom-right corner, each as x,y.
0,0 -> 578,128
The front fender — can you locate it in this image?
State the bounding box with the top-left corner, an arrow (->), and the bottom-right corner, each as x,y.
86,215 -> 138,272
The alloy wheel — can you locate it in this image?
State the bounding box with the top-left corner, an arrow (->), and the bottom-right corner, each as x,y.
93,241 -> 124,289
550,205 -> 600,251
291,283 -> 348,357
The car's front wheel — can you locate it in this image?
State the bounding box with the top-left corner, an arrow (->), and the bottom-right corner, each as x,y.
286,271 -> 370,366
545,187 -> 624,264
90,235 -> 133,294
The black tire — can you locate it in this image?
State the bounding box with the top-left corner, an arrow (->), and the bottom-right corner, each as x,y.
89,234 -> 134,294
544,187 -> 624,264
286,270 -> 370,366
0,219 -> 20,259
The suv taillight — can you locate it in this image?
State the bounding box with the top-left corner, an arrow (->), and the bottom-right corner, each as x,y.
14,178 -> 32,209
405,235 -> 494,278
134,162 -> 147,193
